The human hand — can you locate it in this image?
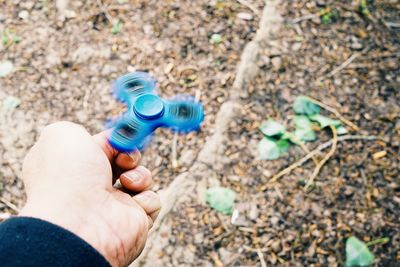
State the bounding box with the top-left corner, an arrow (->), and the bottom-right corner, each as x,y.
20,122 -> 160,267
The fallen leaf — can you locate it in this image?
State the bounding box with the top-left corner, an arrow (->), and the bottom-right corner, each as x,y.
293,96 -> 320,115
210,33 -> 222,44
111,20 -> 123,35
259,119 -> 286,137
293,115 -> 313,129
345,236 -> 374,267
258,138 -> 280,160
294,128 -> 317,142
0,61 -> 14,77
205,187 -> 236,215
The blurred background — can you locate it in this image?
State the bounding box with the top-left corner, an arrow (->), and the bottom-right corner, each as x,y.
0,0 -> 399,266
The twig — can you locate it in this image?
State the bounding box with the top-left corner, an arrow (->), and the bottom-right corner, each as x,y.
291,14 -> 318,24
261,134 -> 383,189
304,125 -> 337,190
295,137 -> 319,165
321,53 -> 360,79
257,249 -> 267,267
307,97 -> 360,131
0,196 -> 19,213
384,21 -> 400,28
171,132 -> 178,169
243,245 -> 269,252
236,0 -> 259,16
291,8 -> 332,24
367,237 -> 389,247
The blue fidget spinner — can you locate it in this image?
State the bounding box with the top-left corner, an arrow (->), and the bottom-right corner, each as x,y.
108,72 -> 204,152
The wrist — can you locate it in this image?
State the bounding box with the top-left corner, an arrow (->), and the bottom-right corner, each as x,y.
20,196 -> 121,267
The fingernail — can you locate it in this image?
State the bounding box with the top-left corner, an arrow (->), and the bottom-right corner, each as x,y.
135,191 -> 154,202
129,150 -> 140,163
124,172 -> 141,182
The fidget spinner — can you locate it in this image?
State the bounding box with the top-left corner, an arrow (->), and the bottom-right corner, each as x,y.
107,72 -> 204,152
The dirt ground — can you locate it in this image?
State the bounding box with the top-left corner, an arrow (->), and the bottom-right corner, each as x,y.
0,0 -> 399,266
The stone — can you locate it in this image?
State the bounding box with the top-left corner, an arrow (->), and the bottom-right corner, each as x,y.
271,57 -> 282,70
237,12 -> 253,21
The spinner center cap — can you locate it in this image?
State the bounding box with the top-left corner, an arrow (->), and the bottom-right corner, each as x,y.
134,94 -> 164,119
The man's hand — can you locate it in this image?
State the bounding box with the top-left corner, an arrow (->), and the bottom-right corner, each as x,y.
20,121 -> 160,267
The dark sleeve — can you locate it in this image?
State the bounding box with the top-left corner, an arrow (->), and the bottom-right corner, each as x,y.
0,217 -> 111,267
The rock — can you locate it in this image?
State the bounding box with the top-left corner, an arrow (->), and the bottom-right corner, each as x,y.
18,10 -> 29,20
271,57 -> 282,70
194,232 -> 204,244
248,203 -> 259,221
218,248 -> 233,264
183,248 -> 195,263
270,216 -> 280,226
237,12 -> 253,21
46,51 -> 61,66
350,36 -> 363,50
271,240 -> 281,253
292,42 -> 302,51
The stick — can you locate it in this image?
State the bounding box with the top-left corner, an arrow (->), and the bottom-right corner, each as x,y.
307,97 -> 360,131
291,14 -> 318,24
261,135 -> 383,189
0,196 -> 19,213
257,249 -> 267,267
293,136 -> 319,165
322,53 -> 359,79
367,237 -> 389,247
304,125 -> 337,190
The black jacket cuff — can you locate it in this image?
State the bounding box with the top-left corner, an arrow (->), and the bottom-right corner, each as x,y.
0,217 -> 111,267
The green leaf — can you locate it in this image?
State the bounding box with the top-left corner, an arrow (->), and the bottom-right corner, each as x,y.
293,115 -> 316,142
359,0 -> 370,16
281,131 -> 300,144
111,20 -> 123,34
276,139 -> 290,154
309,114 -> 341,128
2,34 -> 9,45
293,96 -> 320,115
345,237 -> 374,267
293,115 -> 313,129
295,128 -> 316,142
205,187 -> 235,215
210,33 -> 222,44
0,61 -> 14,77
258,138 -> 280,160
337,126 -> 348,135
259,119 -> 286,137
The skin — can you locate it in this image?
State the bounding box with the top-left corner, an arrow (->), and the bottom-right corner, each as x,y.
19,121 -> 161,267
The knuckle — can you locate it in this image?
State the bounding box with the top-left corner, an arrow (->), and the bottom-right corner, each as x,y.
42,121 -> 81,133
